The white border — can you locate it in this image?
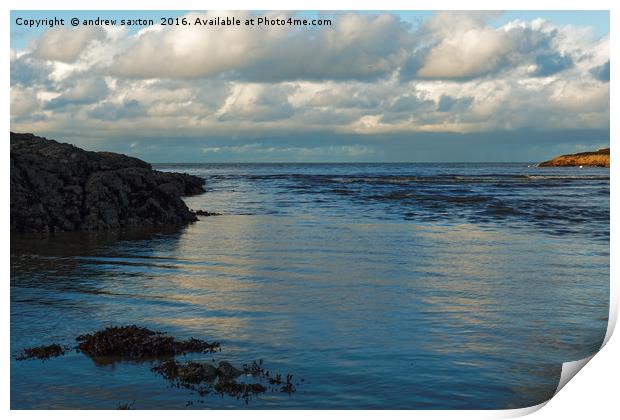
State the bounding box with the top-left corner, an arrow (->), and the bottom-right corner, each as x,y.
3,1 -> 617,418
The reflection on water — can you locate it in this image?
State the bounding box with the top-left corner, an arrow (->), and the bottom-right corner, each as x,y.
11,163 -> 609,409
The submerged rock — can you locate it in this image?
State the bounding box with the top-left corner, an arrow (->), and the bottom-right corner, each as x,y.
152,359 -> 268,401
217,361 -> 243,380
538,148 -> 610,167
179,362 -> 219,383
194,210 -> 222,217
153,360 -> 218,384
10,132 -> 206,233
153,359 -> 244,384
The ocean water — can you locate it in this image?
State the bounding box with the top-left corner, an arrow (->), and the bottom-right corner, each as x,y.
10,163 -> 609,409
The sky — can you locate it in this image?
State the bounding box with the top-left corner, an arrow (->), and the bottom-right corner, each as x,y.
10,10 -> 610,162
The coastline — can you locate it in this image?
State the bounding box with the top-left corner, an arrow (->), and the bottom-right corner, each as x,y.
538,148 -> 610,168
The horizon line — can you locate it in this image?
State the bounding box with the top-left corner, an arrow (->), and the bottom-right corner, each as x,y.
150,161 -> 544,165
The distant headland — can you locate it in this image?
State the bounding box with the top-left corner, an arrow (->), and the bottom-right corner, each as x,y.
538,148 -> 610,168
10,132 -> 205,233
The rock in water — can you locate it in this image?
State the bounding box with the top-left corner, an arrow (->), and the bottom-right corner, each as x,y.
152,360 -> 219,384
538,148 -> 610,167
10,132 -> 205,233
217,361 -> 243,380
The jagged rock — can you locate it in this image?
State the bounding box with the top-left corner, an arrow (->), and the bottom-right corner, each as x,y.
10,132 -> 206,233
538,148 -> 610,167
152,360 -> 219,384
217,361 -> 243,380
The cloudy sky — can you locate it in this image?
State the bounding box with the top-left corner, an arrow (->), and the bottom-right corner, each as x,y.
10,10 -> 609,162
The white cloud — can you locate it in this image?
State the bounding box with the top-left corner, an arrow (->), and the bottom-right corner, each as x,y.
11,86 -> 40,116
110,11 -> 411,81
34,26 -> 107,63
415,11 -> 513,79
9,11 -> 609,143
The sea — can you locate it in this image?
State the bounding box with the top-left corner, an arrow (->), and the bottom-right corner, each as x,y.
10,163 -> 610,409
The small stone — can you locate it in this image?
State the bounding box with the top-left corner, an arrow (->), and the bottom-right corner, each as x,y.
217,361 -> 242,380
194,210 -> 222,217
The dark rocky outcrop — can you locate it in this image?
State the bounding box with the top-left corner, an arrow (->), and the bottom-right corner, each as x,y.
10,132 -> 205,233
538,147 -> 610,167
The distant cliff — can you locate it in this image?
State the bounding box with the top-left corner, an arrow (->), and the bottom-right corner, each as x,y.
538,148 -> 610,167
11,132 -> 205,233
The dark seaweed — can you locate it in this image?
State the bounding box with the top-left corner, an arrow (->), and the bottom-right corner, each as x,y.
15,344 -> 67,361
75,325 -> 220,358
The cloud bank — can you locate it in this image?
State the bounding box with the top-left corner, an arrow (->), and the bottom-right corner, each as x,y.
10,11 -> 610,161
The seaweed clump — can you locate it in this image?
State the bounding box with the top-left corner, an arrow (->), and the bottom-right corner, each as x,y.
152,359 -> 270,402
243,360 -> 297,394
267,373 -> 297,394
213,381 -> 267,400
15,326 -> 300,406
75,325 -> 220,359
117,401 -> 135,410
15,343 -> 67,361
